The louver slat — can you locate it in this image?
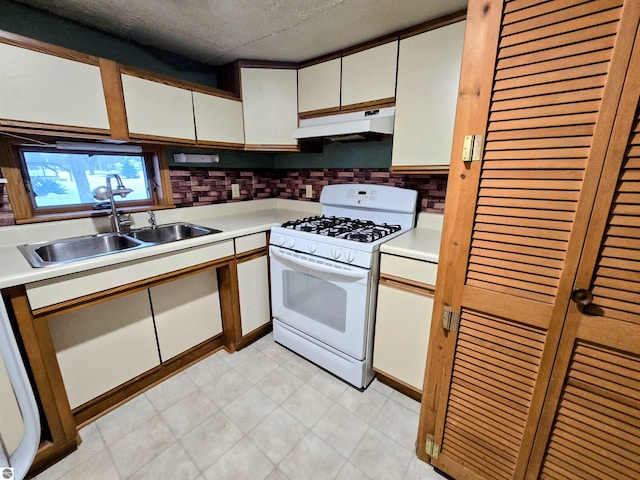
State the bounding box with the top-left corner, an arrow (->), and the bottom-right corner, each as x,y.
540,343 -> 640,479
442,311 -> 546,479
589,120 -> 640,321
466,0 -> 620,304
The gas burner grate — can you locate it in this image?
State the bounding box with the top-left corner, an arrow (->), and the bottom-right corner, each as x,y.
281,215 -> 401,243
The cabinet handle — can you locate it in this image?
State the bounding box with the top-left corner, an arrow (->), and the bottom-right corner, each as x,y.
570,289 -> 593,306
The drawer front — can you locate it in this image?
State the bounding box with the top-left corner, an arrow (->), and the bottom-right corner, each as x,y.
380,254 -> 437,286
26,240 -> 234,310
235,232 -> 267,254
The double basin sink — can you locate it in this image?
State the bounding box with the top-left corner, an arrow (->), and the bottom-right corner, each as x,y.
19,222 -> 222,268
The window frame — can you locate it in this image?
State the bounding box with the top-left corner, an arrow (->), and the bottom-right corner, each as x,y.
0,139 -> 174,223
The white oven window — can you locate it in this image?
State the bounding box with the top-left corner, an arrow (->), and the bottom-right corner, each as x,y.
283,270 -> 347,332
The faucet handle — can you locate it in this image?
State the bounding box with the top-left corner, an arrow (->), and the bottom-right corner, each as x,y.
148,211 -> 157,228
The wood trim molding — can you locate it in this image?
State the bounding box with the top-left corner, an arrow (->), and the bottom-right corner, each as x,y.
236,59 -> 299,70
194,140 -> 245,150
339,98 -> 395,114
379,273 -> 435,297
374,370 -> 422,402
234,322 -> 273,351
218,262 -> 243,352
72,335 -> 225,427
0,29 -> 100,65
243,144 -> 300,152
417,0 -> 502,464
127,132 -> 197,145
236,247 -> 268,263
341,33 -> 400,58
390,166 -> 450,175
399,9 -> 467,40
298,106 -> 342,119
99,58 -> 129,141
0,120 -> 111,137
298,51 -> 343,69
119,64 -> 240,101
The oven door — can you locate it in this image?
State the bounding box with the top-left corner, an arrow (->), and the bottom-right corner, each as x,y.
269,246 -> 371,360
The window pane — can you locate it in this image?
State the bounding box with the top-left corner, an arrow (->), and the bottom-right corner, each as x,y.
22,151 -> 151,208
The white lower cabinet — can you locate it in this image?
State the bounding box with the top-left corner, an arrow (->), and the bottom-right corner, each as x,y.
373,284 -> 433,390
49,290 -> 160,409
49,268 -> 224,408
373,253 -> 436,392
235,232 -> 271,337
237,256 -> 271,336
149,270 -> 223,362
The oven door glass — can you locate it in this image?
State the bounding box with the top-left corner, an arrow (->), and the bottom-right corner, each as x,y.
270,246 -> 370,359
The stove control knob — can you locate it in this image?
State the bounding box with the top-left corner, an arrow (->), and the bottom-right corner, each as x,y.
332,248 -> 341,260
345,251 -> 356,263
308,243 -> 317,254
286,238 -> 296,248
276,235 -> 285,246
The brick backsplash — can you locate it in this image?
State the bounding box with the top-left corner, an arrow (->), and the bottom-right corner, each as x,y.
171,168 -> 447,213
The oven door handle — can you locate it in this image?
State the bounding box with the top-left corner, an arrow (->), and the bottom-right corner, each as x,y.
270,247 -> 368,280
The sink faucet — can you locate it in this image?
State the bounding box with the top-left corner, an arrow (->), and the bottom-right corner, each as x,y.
148,210 -> 157,229
92,174 -> 133,233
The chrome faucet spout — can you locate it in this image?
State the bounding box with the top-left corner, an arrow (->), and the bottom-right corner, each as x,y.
92,174 -> 134,233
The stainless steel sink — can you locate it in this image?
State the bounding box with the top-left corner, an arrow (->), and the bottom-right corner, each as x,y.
19,233 -> 146,268
126,222 -> 222,244
19,222 -> 223,267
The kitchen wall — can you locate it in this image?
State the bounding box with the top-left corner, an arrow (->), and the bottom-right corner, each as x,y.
170,168 -> 447,213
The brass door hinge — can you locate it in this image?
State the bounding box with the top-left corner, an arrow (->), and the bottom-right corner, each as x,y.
425,433 -> 440,459
461,134 -> 483,162
442,306 -> 460,332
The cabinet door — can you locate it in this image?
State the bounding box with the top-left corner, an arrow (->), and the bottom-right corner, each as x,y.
373,284 -> 433,390
241,67 -> 298,148
0,42 -> 109,130
149,270 -> 223,362
341,41 -> 398,108
298,58 -> 341,114
49,290 -> 159,409
121,74 -> 196,141
237,255 -> 271,336
392,22 -> 465,168
193,91 -> 245,145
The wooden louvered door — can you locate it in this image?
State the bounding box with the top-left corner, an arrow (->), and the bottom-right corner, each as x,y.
418,1 -> 640,479
526,35 -> 640,480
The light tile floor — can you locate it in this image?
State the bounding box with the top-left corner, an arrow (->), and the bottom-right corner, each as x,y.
34,333 -> 445,480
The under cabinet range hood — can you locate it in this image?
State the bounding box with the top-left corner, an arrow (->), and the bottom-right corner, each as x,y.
293,107 -> 395,141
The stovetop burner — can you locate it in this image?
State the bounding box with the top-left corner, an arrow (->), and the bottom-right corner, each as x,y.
281,216 -> 401,243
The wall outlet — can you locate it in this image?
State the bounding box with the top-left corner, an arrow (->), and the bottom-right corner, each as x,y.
305,185 -> 313,198
231,184 -> 240,198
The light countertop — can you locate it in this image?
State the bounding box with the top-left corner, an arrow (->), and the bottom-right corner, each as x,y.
0,199 -> 320,289
380,213 -> 443,263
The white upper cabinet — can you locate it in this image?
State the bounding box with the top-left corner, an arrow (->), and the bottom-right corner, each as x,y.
298,58 -> 341,114
121,73 -> 196,141
0,42 -> 109,130
241,67 -> 298,147
341,41 -> 398,108
392,21 -> 466,168
193,92 -> 245,145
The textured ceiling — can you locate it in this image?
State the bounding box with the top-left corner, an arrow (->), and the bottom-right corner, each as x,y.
15,0 -> 468,66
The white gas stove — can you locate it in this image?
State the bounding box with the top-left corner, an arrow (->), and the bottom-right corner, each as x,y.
269,184 -> 418,388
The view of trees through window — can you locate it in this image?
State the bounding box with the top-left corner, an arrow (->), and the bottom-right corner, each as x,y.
22,151 -> 151,208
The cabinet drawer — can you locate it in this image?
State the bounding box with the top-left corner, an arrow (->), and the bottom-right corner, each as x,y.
235,232 -> 267,254
380,254 -> 437,286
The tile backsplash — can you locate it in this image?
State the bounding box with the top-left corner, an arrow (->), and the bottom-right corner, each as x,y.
0,168 -> 447,226
171,168 -> 447,213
